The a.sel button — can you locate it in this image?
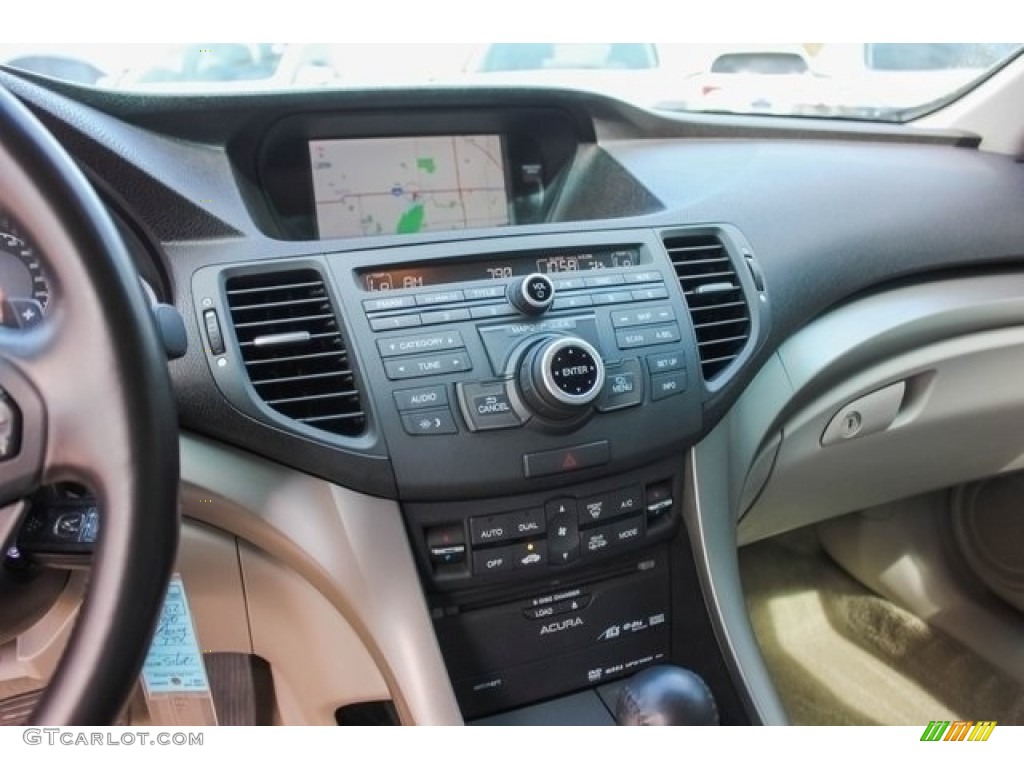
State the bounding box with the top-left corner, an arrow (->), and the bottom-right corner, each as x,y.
651,371 -> 688,401
615,323 -> 681,349
384,351 -> 472,380
400,408 -> 458,436
394,385 -> 449,412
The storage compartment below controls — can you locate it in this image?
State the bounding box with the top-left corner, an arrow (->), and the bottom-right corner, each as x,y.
431,547 -> 671,719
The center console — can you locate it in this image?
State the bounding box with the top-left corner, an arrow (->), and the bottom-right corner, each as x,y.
190,223 -> 758,721
336,229 -> 705,717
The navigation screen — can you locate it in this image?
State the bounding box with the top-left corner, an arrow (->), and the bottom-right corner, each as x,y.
309,135 -> 510,238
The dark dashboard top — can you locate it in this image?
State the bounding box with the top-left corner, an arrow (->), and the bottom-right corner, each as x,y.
4,68 -> 1024,498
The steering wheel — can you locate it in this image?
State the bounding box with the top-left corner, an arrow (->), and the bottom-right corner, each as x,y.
0,84 -> 179,723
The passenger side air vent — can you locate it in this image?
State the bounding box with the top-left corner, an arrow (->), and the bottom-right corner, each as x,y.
665,233 -> 751,380
224,269 -> 365,437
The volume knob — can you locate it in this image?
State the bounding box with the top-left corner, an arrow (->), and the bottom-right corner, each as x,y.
519,336 -> 606,420
508,273 -> 555,315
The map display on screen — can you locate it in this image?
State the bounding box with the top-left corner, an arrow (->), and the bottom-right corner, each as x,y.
309,135 -> 510,238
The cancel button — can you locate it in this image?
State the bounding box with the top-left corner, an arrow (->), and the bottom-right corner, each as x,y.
457,381 -> 523,432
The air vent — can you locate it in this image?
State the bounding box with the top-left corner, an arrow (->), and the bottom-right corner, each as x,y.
224,269 -> 365,436
665,233 -> 751,380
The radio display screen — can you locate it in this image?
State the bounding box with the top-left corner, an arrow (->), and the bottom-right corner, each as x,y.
309,135 -> 511,239
357,247 -> 645,292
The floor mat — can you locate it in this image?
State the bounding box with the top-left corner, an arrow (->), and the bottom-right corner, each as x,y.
740,530 -> 1024,725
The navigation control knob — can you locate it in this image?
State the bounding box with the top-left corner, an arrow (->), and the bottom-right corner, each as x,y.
518,336 -> 606,420
508,273 -> 555,315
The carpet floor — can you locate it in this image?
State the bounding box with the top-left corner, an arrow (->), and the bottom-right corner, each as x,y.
740,530 -> 1024,725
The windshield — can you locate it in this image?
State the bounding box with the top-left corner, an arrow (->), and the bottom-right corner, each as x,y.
0,43 -> 1020,121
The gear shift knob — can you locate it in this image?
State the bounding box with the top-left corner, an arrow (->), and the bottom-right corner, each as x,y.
614,665 -> 719,725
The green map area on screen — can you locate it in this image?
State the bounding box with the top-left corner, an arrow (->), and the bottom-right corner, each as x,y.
310,135 -> 510,238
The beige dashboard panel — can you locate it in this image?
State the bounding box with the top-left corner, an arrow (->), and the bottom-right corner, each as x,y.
179,433 -> 463,725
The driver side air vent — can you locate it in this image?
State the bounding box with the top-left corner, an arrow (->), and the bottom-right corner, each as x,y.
665,233 -> 751,380
224,269 -> 365,437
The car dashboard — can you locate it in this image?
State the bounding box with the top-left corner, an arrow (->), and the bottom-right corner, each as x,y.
4,66 -> 1024,726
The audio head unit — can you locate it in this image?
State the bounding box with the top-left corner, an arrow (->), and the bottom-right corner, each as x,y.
338,231 -> 703,502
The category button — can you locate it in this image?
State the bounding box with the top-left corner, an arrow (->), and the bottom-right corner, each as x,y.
377,331 -> 464,357
393,384 -> 449,411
